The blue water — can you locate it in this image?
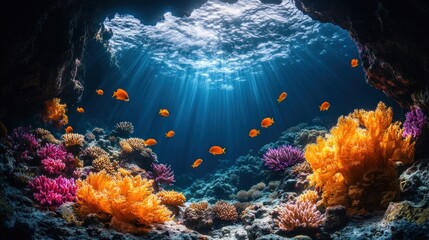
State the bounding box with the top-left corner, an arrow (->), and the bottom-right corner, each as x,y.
72,0 -> 399,176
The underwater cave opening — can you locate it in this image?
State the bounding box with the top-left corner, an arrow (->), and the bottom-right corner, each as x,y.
77,0 -> 400,176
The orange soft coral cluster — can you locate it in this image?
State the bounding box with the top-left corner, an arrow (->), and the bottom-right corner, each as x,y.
157,190 -> 186,206
43,98 -> 68,128
305,102 -> 415,214
297,190 -> 318,204
76,171 -> 172,233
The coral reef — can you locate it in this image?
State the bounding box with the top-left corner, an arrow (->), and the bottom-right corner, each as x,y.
402,108 -> 427,138
62,133 -> 85,153
213,201 -> 238,222
29,175 -> 76,206
92,155 -> 118,174
119,138 -> 157,169
79,145 -> 108,163
113,121 -> 134,137
8,127 -> 40,162
305,102 -> 415,214
275,200 -> 324,232
34,128 -> 61,145
263,145 -> 305,171
76,171 -> 172,233
184,201 -> 214,231
156,190 -> 186,206
41,158 -> 66,175
296,190 -> 318,204
148,163 -> 175,187
42,98 -> 68,128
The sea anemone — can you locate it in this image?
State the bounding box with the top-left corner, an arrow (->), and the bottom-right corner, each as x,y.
275,200 -> 324,231
148,163 -> 175,186
113,121 -> 134,137
263,145 -> 304,171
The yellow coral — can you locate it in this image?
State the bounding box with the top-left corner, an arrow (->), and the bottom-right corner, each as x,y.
157,190 -> 186,206
119,140 -> 133,153
305,102 -> 415,214
92,155 -> 117,174
291,161 -> 312,175
297,190 -> 318,204
76,171 -> 172,233
63,133 -> 85,148
125,138 -> 147,151
43,98 -> 68,128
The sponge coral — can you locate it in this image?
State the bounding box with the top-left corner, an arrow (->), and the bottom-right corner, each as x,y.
305,102 -> 415,214
29,175 -> 76,206
157,190 -> 186,206
263,145 -> 305,171
42,98 -> 68,128
76,171 -> 172,233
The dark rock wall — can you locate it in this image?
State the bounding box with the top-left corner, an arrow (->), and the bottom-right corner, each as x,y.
294,0 -> 429,111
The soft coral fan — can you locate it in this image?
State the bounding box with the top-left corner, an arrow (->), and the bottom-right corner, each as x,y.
76,171 -> 172,233
305,102 -> 415,214
8,126 -> 40,161
29,175 -> 76,206
148,163 -> 175,186
402,108 -> 427,138
263,145 -> 304,171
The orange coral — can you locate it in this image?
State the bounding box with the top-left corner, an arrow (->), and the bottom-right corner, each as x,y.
76,171 -> 172,233
43,98 -> 68,128
157,190 -> 186,206
297,190 -> 318,204
305,102 -> 415,214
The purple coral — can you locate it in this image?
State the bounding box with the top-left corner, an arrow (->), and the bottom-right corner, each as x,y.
8,126 -> 40,161
41,158 -> 66,175
37,143 -> 75,175
263,145 -> 304,171
402,108 -> 427,138
148,163 -> 175,186
29,175 -> 76,206
37,143 -> 67,160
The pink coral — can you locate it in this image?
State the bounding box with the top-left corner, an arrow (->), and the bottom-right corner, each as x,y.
29,175 -> 76,206
37,143 -> 67,160
275,200 -> 323,231
41,158 -> 66,175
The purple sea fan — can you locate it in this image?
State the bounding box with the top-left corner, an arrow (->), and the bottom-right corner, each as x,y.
263,145 -> 305,171
29,175 -> 77,206
402,108 -> 427,138
8,126 -> 40,161
148,163 -> 175,186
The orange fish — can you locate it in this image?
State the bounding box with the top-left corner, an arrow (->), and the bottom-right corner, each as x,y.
165,130 -> 175,138
209,146 -> 226,155
192,159 -> 203,168
277,92 -> 287,103
145,138 -> 157,146
112,88 -> 129,101
76,107 -> 84,113
319,101 -> 330,111
261,117 -> 274,128
159,109 -> 169,117
65,126 -> 73,133
351,59 -> 359,68
96,89 -> 104,95
249,129 -> 260,138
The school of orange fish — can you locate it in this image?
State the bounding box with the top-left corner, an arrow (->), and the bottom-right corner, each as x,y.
66,59 -> 359,169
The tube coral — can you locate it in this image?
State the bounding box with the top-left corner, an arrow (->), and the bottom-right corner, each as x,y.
402,108 -> 427,138
42,98 -> 68,128
29,175 -> 76,206
263,145 -> 305,171
148,163 -> 175,186
305,102 -> 415,214
76,171 -> 172,233
275,201 -> 323,231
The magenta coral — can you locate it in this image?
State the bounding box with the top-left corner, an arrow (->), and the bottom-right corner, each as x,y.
402,108 -> 427,138
37,143 -> 67,160
29,175 -> 76,206
263,145 -> 304,171
148,163 -> 175,186
41,158 -> 66,175
8,126 -> 40,161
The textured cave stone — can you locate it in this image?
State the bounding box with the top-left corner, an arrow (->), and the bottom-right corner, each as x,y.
293,0 -> 429,112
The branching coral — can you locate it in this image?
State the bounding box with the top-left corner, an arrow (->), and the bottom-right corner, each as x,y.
38,143 -> 75,175
402,108 -> 427,138
8,127 -> 40,161
148,163 -> 175,186
157,190 -> 186,206
275,200 -> 323,231
37,143 -> 67,160
35,128 -> 61,144
213,201 -> 238,222
76,171 -> 172,233
119,138 -> 157,169
41,158 -> 66,175
42,98 -> 68,128
92,155 -> 118,174
305,102 -> 415,214
263,145 -> 305,171
29,175 -> 76,206
113,121 -> 134,137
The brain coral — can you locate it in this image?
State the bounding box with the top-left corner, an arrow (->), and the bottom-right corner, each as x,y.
305,102 -> 415,214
